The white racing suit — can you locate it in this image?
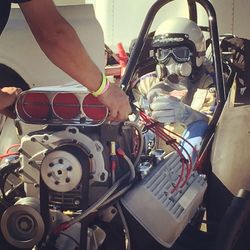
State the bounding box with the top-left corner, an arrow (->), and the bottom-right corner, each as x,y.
132,61 -> 215,163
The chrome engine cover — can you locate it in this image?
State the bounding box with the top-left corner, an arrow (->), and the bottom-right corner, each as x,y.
122,152 -> 207,248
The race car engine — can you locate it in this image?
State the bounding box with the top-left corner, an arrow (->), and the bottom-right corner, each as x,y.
0,86 -> 208,250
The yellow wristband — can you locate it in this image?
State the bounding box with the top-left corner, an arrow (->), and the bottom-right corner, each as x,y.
92,74 -> 108,97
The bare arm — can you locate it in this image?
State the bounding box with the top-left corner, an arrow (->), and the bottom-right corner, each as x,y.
19,0 -> 101,92
18,0 -> 131,121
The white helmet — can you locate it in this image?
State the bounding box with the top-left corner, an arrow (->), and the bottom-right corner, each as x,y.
152,17 -> 206,68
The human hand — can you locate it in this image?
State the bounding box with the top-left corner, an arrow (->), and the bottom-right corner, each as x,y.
148,94 -> 208,125
97,84 -> 131,122
149,95 -> 186,124
0,87 -> 22,118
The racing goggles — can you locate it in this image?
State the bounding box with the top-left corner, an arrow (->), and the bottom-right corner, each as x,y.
155,46 -> 192,63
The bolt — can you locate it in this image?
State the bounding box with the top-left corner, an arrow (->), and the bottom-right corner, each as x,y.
67,166 -> 72,171
43,135 -> 49,141
47,172 -> 52,177
69,128 -> 77,134
55,181 -> 60,185
49,163 -> 54,167
74,199 -> 81,206
65,177 -> 70,183
100,173 -> 106,181
58,159 -> 63,164
80,117 -> 86,123
169,196 -> 175,202
111,208 -> 117,214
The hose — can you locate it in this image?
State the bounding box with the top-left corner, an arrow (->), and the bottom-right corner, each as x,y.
67,149 -> 136,226
54,173 -> 130,233
111,153 -> 132,250
123,121 -> 144,166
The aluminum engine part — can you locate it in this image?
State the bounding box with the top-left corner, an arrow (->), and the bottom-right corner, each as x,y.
121,152 -> 207,248
137,161 -> 153,178
0,197 -> 44,249
41,149 -> 83,192
19,126 -> 108,197
51,211 -> 106,250
99,206 -> 118,222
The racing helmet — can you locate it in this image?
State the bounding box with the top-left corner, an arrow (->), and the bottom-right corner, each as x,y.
152,17 -> 206,68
